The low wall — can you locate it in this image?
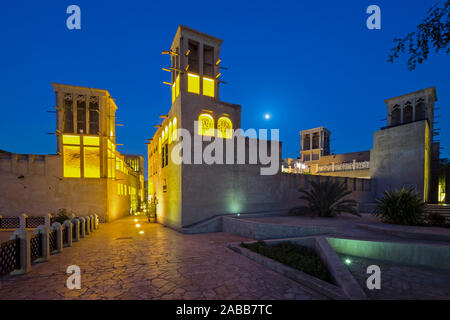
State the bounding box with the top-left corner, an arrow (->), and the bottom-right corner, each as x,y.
327,237 -> 450,270
222,216 -> 337,240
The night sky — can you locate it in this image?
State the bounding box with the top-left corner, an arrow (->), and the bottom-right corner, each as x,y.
1,0 -> 449,168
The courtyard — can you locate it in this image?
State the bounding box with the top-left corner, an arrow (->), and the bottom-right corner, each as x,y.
0,216 -> 325,300
1,214 -> 450,300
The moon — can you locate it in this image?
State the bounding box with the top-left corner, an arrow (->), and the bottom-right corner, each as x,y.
264,113 -> 271,120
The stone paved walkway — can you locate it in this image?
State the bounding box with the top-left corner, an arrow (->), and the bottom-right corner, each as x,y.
339,254 -> 450,300
0,216 -> 326,300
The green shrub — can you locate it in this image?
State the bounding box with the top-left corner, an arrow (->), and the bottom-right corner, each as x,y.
53,208 -> 71,224
373,188 -> 425,225
290,180 -> 360,218
242,241 -> 331,282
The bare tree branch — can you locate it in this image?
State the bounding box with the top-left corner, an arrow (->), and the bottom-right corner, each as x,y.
388,0 -> 449,71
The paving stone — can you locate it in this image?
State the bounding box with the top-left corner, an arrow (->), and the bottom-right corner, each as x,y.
0,216 -> 325,300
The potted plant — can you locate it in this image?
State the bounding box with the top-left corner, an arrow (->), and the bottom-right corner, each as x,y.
146,203 -> 157,223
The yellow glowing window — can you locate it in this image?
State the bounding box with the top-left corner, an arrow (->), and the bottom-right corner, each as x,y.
171,82 -> 176,103
84,147 -> 100,178
158,137 -> 161,154
172,117 -> 177,141
117,183 -> 120,195
188,73 -> 200,94
169,122 -> 173,144
63,146 -> 81,178
203,77 -> 215,97
165,126 -> 168,141
62,135 -> 80,145
83,136 -> 100,146
217,117 -> 233,139
176,74 -> 180,97
198,113 -> 215,137
162,130 -> 165,141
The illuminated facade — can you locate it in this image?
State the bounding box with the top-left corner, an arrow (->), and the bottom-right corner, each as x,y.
0,84 -> 144,221
148,25 -> 281,229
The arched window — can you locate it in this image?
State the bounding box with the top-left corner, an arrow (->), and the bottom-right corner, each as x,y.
198,113 -> 215,136
168,121 -> 173,144
403,103 -> 413,123
391,105 -> 401,126
164,125 -> 168,141
217,117 -> 233,139
172,117 -> 177,141
415,102 -> 426,121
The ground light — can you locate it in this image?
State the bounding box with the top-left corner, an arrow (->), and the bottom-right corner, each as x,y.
136,223 -> 141,228
134,218 -> 138,222
345,258 -> 351,265
139,230 -> 144,234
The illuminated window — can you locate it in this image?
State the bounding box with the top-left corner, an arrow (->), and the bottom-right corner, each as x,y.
63,146 -> 81,178
158,137 -> 161,154
107,140 -> 115,179
217,117 -> 233,139
165,126 -> 168,141
62,135 -> 80,145
62,134 -> 81,178
203,77 -> 215,97
83,136 -> 100,146
172,117 -> 178,141
117,183 -> 121,195
175,74 -> 180,97
188,73 -> 200,94
198,113 -> 215,137
171,82 -> 176,103
169,122 -> 173,144
84,147 -> 100,178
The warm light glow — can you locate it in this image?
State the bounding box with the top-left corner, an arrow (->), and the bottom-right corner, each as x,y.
203,77 -> 215,97
175,74 -> 180,97
198,113 -> 215,137
188,73 -> 200,94
168,121 -> 173,144
165,125 -> 168,141
171,82 -> 176,103
62,135 -> 80,145
135,223 -> 141,228
83,147 -> 100,178
63,146 -> 81,177
83,136 -> 100,146
217,117 -> 233,139
158,137 -> 161,154
134,218 -> 138,222
172,117 -> 178,141
139,230 -> 144,234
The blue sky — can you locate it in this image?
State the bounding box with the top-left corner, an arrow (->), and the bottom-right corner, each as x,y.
0,0 -> 449,165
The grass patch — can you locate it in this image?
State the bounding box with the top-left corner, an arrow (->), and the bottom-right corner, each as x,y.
242,240 -> 331,282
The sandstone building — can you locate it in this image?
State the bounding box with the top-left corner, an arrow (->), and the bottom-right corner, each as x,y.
0,84 -> 144,222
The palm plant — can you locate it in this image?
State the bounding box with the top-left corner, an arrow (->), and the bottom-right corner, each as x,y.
373,188 -> 425,225
290,180 -> 360,218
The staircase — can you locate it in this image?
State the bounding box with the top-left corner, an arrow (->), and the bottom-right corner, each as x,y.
424,204 -> 450,223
